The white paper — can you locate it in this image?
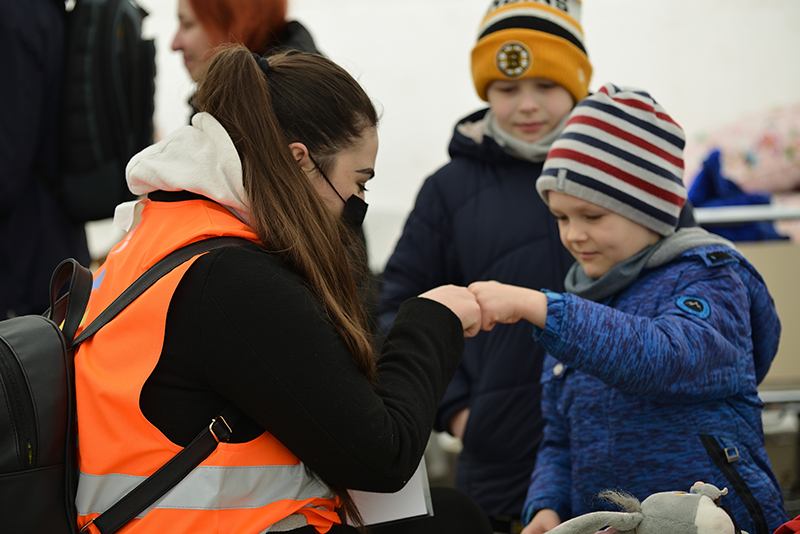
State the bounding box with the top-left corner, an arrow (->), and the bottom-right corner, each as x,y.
347,459 -> 433,526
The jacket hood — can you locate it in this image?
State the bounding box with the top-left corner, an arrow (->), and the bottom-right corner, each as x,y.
648,232 -> 779,385
683,244 -> 780,385
123,112 -> 251,226
448,108 -> 521,167
736,250 -> 782,385
275,20 -> 320,55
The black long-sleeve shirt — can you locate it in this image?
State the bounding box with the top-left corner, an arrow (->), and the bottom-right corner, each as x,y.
140,243 -> 463,492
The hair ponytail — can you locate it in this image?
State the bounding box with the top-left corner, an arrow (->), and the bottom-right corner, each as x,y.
194,45 -> 378,528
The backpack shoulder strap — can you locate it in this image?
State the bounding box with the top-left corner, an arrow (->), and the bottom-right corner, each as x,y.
86,403 -> 245,534
74,236 -> 253,344
48,258 -> 94,343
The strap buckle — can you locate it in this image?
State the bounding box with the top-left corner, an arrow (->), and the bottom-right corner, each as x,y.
724,446 -> 740,463
209,415 -> 233,443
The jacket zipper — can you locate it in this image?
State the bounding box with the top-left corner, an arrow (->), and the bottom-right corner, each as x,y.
0,341 -> 37,470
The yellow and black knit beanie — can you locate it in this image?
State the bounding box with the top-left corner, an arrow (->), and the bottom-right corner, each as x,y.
472,0 -> 593,103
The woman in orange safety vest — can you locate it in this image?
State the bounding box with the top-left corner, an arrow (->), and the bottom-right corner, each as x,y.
74,46 -> 492,534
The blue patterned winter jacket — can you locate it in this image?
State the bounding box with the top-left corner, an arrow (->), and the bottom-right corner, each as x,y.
522,245 -> 789,534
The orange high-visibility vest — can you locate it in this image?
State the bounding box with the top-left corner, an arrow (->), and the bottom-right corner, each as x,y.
74,198 -> 340,533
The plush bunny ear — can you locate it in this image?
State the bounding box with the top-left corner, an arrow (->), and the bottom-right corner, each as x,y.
690,483 -> 728,502
547,511 -> 644,534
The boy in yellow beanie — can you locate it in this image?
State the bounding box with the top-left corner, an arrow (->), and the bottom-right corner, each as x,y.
378,1 -> 593,530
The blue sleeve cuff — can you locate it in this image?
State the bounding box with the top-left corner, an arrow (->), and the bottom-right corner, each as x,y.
521,499 -> 570,527
533,290 -> 565,344
521,501 -> 536,526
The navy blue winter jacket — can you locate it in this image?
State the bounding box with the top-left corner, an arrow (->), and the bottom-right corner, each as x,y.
524,245 -> 789,534
0,0 -> 90,318
379,108 -> 575,517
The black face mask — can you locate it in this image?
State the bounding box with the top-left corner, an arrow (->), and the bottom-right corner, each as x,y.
309,154 -> 369,232
341,194 -> 368,231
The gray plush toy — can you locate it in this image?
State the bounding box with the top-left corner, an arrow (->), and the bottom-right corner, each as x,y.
545,483 -> 745,534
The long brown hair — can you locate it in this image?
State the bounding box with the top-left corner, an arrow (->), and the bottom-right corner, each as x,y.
193,45 -> 378,526
189,0 -> 288,53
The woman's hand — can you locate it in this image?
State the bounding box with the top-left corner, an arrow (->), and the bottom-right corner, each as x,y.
468,281 -> 548,330
419,285 -> 481,337
522,509 -> 561,534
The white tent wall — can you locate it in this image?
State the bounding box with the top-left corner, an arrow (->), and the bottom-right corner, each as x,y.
130,0 -> 800,273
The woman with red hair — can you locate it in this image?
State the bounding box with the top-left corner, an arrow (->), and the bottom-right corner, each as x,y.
172,0 -> 319,81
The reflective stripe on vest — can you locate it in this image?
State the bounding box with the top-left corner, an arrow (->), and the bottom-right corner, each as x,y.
76,462 -> 332,515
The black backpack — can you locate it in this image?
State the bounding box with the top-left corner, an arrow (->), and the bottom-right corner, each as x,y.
0,237 -> 247,533
55,0 -> 156,222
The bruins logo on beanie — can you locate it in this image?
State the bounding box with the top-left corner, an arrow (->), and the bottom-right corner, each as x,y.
472,0 -> 592,103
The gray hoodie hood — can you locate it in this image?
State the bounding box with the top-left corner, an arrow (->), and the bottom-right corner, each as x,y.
115,112 -> 250,230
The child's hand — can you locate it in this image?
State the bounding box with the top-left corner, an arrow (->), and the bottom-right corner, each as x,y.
419,285 -> 481,337
522,509 -> 561,534
448,407 -> 470,439
468,281 -> 547,330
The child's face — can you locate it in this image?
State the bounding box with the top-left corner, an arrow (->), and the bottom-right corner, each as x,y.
486,78 -> 574,143
548,191 -> 662,279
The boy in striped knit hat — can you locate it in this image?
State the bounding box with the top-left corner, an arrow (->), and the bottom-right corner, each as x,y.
469,84 -> 789,534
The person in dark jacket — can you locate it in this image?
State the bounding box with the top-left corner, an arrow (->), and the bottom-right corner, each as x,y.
378,2 -> 592,529
470,83 -> 789,534
0,0 -> 90,318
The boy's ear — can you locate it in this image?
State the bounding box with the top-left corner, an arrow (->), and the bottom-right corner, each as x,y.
288,142 -> 315,173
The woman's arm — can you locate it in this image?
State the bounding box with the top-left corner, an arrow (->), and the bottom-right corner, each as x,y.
163,246 -> 467,492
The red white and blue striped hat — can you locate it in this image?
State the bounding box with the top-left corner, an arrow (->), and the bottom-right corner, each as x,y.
537,83 -> 687,236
